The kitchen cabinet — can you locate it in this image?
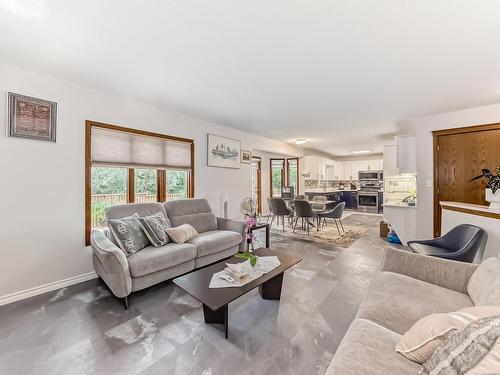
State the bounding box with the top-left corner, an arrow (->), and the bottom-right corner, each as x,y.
396,135 -> 416,173
383,144 -> 399,177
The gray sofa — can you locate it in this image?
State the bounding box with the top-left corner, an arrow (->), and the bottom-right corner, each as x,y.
91,198 -> 245,307
326,248 -> 500,374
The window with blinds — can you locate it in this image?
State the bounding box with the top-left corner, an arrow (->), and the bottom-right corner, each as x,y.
85,121 -> 194,245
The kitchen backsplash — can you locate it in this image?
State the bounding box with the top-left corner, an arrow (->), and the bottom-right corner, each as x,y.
305,179 -> 359,190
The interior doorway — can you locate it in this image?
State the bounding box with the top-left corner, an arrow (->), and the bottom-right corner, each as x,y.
433,123 -> 500,236
251,156 -> 262,215
270,158 -> 285,198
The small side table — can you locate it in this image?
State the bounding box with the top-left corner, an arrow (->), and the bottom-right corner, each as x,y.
249,223 -> 270,249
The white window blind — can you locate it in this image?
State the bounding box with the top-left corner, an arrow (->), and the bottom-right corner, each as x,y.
91,127 -> 192,169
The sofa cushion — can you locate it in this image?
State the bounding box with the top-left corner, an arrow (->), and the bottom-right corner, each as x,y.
166,223 -> 198,244
396,305 -> 500,364
356,271 -> 473,335
135,211 -> 171,247
107,215 -> 150,256
325,318 -> 421,375
468,255 -> 500,306
188,230 -> 242,257
127,242 -> 196,277
164,198 -> 217,233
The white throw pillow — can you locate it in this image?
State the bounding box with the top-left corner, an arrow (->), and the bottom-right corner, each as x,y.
165,223 -> 198,244
395,306 -> 500,364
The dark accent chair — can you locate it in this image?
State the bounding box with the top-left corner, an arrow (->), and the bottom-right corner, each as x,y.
269,198 -> 292,231
407,224 -> 488,263
293,200 -> 318,235
318,202 -> 345,235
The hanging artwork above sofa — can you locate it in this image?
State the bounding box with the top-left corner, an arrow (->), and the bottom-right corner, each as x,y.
207,133 -> 241,169
8,92 -> 57,142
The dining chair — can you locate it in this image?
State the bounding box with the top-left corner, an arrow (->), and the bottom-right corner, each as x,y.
293,200 -> 318,235
311,195 -> 327,212
295,194 -> 307,200
317,202 -> 346,235
269,198 -> 293,232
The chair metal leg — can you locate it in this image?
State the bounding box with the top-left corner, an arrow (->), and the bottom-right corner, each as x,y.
293,217 -> 299,232
339,219 -> 345,233
123,296 -> 129,310
334,219 -> 341,236
270,215 -> 275,227
282,216 -> 285,232
307,220 -> 310,235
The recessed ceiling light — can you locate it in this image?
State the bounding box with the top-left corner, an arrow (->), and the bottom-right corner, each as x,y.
295,138 -> 307,145
352,150 -> 371,154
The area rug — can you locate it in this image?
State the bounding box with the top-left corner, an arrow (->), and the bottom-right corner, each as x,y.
270,221 -> 367,248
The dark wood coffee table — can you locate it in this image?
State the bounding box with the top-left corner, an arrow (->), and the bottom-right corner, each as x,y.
173,248 -> 302,339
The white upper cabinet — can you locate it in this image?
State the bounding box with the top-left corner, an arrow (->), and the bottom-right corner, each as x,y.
301,156 -> 383,181
383,144 -> 399,177
396,135 -> 417,173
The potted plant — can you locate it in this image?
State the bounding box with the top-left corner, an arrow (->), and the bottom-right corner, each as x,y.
469,167 -> 500,209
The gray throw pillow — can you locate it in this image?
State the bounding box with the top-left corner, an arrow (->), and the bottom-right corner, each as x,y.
420,315 -> 500,375
108,215 -> 150,256
134,212 -> 171,247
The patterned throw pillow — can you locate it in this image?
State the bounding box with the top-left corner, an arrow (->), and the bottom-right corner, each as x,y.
420,315 -> 500,375
108,215 -> 150,256
134,212 -> 171,247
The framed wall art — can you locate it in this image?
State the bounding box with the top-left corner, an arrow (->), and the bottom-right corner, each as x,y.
241,150 -> 252,164
207,134 -> 241,169
8,92 -> 57,142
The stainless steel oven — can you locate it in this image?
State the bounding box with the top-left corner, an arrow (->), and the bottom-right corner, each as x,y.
357,191 -> 379,213
358,170 -> 379,181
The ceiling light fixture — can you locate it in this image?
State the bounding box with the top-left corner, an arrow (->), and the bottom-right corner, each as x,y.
352,150 -> 371,154
295,138 -> 307,145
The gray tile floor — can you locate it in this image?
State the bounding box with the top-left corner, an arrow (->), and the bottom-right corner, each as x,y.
0,213 -> 404,375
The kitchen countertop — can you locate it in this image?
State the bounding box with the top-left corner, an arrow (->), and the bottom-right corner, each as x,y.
383,202 -> 417,209
305,189 -> 359,193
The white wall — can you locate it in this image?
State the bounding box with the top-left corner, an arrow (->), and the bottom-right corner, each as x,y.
407,103 -> 500,238
0,63 -> 303,302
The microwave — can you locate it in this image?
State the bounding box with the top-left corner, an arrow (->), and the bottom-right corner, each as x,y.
358,171 -> 379,181
358,170 -> 381,181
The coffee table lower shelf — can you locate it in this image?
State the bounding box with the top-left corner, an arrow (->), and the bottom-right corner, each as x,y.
201,272 -> 284,339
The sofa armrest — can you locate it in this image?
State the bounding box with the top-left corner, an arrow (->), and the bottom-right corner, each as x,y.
90,230 -> 132,298
217,217 -> 247,251
381,248 -> 478,294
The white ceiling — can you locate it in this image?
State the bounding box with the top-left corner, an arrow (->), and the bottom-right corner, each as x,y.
1,0 -> 500,156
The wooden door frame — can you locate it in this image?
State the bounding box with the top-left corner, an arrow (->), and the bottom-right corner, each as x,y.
286,157 -> 300,194
252,156 -> 262,215
433,122 -> 500,237
270,158 -> 286,197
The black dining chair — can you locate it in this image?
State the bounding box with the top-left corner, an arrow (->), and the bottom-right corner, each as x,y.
407,224 -> 488,263
318,202 -> 346,235
293,200 -> 318,235
269,198 -> 293,231
311,195 -> 327,212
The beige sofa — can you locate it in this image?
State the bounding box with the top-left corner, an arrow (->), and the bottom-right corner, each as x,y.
326,248 -> 500,374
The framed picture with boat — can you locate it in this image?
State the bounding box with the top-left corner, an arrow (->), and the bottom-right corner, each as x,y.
207,134 -> 241,169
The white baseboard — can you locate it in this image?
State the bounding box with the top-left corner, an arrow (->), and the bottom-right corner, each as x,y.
0,271 -> 98,307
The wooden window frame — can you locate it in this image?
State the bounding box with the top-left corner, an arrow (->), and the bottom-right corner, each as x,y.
432,122 -> 500,237
85,120 -> 194,245
286,157 -> 299,194
269,158 -> 286,198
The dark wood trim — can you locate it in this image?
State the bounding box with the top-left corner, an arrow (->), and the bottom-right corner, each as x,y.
85,122 -> 92,246
128,168 -> 135,203
157,170 -> 166,202
433,133 -> 440,237
433,122 -> 500,237
86,120 -> 194,144
270,158 -> 285,198
85,120 -> 195,246
252,156 -> 262,215
432,122 -> 500,137
441,203 -> 500,220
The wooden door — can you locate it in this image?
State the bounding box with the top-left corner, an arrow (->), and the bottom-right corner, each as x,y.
434,124 -> 500,236
251,157 -> 262,215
